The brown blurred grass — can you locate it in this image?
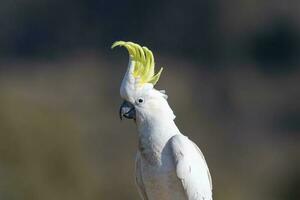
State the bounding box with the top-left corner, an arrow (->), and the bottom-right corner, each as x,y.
0,52 -> 299,200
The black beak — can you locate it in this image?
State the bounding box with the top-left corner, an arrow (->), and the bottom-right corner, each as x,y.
119,100 -> 136,120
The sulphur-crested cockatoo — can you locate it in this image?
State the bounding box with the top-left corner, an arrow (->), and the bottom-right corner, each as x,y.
112,41 -> 212,200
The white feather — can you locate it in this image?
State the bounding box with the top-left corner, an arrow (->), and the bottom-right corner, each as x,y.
133,89 -> 213,200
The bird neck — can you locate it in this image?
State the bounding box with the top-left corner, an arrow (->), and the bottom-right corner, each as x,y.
136,102 -> 180,137
137,115 -> 180,136
136,111 -> 181,163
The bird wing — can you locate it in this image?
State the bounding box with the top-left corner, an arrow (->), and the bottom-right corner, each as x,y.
170,134 -> 213,200
135,152 -> 149,200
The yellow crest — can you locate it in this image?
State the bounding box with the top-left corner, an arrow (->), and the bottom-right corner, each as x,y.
111,41 -> 163,86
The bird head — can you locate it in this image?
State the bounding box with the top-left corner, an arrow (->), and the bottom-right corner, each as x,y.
112,41 -> 175,122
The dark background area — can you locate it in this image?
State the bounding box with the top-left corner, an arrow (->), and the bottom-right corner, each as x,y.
0,0 -> 299,200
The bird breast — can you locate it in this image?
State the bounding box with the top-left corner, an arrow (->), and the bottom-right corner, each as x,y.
137,142 -> 187,200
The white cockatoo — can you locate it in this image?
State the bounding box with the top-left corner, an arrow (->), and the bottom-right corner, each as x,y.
112,41 -> 212,200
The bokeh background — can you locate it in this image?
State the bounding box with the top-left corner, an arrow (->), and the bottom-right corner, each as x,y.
0,0 -> 299,200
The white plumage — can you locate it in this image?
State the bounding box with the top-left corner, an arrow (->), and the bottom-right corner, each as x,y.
113,41 -> 212,200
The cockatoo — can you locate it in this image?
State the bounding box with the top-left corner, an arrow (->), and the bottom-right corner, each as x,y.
112,41 -> 212,200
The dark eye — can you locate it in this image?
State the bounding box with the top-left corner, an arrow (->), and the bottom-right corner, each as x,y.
138,98 -> 144,103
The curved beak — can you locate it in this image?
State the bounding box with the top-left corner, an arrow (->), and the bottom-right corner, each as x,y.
119,100 -> 136,120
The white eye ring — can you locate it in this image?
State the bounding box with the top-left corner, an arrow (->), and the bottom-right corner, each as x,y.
137,97 -> 144,104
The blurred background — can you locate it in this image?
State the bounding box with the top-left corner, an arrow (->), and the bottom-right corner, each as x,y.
0,0 -> 299,200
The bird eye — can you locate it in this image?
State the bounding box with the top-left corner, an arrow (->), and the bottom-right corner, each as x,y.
137,98 -> 144,104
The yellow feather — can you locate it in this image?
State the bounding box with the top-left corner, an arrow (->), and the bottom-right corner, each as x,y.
112,41 -> 163,86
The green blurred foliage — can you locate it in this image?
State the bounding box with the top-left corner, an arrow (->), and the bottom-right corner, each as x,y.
0,0 -> 299,200
0,53 -> 299,199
